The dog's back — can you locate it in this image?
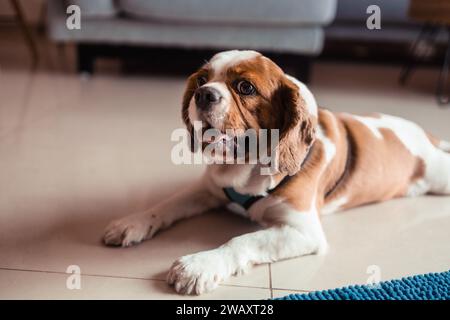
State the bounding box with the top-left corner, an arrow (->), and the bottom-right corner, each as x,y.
319,109 -> 450,214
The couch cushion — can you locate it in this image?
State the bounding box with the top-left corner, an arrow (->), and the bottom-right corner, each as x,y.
118,0 -> 336,26
49,17 -> 324,55
66,0 -> 118,18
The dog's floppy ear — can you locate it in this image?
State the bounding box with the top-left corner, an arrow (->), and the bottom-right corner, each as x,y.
275,77 -> 315,176
182,72 -> 200,152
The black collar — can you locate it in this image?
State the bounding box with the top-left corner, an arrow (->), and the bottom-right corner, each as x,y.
223,142 -> 315,210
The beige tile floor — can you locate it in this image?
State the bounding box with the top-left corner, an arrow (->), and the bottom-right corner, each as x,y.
0,27 -> 449,299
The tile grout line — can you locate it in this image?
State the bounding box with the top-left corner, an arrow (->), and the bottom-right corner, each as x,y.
0,266 -> 271,291
271,288 -> 311,293
268,263 -> 273,299
0,266 -> 160,281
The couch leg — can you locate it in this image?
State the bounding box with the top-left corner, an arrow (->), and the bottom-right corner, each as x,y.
77,44 -> 95,74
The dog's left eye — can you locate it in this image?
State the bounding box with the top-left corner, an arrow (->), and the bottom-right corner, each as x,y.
236,80 -> 256,95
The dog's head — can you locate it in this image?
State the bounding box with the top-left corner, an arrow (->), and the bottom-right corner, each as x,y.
182,50 -> 317,175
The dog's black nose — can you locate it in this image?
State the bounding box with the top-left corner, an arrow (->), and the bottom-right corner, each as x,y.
195,87 -> 221,110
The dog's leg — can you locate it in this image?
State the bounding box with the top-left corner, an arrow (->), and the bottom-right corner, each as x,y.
167,199 -> 327,295
103,179 -> 224,247
427,147 -> 450,195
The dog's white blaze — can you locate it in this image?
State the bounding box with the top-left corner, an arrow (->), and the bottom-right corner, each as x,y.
316,125 -> 336,164
201,81 -> 231,128
203,81 -> 231,101
322,196 -> 348,215
209,50 -> 260,77
286,75 -> 318,117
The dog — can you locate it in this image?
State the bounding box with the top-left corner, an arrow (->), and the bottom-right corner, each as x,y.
103,50 -> 450,295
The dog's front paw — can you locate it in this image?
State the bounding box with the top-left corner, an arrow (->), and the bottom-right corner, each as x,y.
167,250 -> 232,295
103,213 -> 161,247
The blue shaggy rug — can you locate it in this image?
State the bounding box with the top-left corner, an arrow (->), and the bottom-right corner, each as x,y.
276,270 -> 450,300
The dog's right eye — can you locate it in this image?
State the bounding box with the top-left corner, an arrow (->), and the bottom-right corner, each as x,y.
197,76 -> 208,87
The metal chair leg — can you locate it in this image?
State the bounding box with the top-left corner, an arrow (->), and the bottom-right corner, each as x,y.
399,23 -> 437,85
9,0 -> 39,68
437,27 -> 450,106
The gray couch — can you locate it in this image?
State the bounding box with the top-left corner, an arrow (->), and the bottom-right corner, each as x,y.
47,0 -> 337,78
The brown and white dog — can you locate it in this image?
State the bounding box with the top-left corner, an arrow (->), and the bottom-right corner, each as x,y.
103,50 -> 450,295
